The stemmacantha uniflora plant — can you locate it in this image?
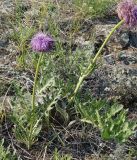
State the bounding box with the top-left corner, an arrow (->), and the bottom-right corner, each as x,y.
26,0 -> 137,147
73,0 -> 137,142
30,32 -> 54,110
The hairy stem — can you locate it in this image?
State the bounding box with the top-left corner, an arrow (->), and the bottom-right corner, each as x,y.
70,19 -> 124,101
32,53 -> 43,110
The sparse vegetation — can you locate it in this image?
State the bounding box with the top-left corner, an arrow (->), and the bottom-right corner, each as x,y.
1,0 -> 137,159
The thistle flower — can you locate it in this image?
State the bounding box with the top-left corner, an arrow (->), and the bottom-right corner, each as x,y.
117,0 -> 137,27
31,32 -> 54,52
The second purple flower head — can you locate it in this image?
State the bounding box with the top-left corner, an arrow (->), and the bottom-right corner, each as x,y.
117,0 -> 137,27
31,32 -> 54,52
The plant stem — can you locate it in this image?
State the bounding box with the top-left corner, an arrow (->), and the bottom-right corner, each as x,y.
70,19 -> 124,101
32,53 -> 43,110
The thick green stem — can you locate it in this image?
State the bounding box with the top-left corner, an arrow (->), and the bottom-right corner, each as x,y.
32,53 -> 43,110
70,20 -> 124,101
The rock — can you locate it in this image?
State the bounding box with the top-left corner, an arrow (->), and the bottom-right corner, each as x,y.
82,23 -> 137,107
104,54 -> 116,65
93,24 -> 137,52
94,24 -> 115,38
84,62 -> 137,107
83,48 -> 137,107
118,51 -> 137,65
119,32 -> 130,48
0,39 -> 9,48
75,36 -> 95,54
83,66 -> 111,99
129,31 -> 137,48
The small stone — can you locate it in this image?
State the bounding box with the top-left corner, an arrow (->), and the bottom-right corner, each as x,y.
0,39 -> 9,48
104,54 -> 116,65
129,31 -> 137,48
75,36 -> 95,55
126,80 -> 131,87
119,32 -> 129,48
118,51 -> 137,65
104,87 -> 111,91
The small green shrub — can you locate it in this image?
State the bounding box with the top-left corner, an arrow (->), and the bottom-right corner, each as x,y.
11,93 -> 42,149
0,139 -> 16,160
53,148 -> 72,160
76,97 -> 137,142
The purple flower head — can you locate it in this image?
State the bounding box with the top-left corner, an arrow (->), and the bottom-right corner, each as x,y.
117,0 -> 137,27
31,32 -> 54,52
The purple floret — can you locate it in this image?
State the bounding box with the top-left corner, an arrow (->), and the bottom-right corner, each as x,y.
117,0 -> 137,27
31,32 -> 54,52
